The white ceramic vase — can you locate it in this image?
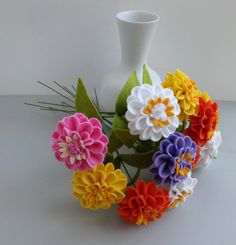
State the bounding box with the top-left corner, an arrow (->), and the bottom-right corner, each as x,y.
99,10 -> 161,112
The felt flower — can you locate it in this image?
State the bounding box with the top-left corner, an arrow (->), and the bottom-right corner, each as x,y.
125,84 -> 180,142
162,70 -> 201,121
118,181 -> 170,225
169,173 -> 198,208
51,113 -> 108,170
192,146 -> 200,169
198,130 -> 222,168
72,163 -> 127,209
150,132 -> 197,187
184,97 -> 219,146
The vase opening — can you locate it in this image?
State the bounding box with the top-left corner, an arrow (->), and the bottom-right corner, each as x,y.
116,10 -> 160,24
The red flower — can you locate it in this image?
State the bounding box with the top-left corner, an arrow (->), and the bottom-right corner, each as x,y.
184,97 -> 219,146
118,181 -> 170,225
192,146 -> 200,169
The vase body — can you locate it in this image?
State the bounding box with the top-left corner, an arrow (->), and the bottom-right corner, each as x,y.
99,10 -> 161,112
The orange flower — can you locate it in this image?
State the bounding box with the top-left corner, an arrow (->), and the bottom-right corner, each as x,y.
184,97 -> 219,146
118,181 -> 170,225
192,146 -> 200,169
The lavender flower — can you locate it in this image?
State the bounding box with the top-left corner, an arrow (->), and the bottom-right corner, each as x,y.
150,132 -> 197,187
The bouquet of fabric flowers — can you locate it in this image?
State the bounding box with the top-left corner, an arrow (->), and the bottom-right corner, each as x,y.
51,66 -> 222,225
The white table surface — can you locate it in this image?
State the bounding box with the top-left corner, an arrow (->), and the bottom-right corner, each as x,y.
0,96 -> 235,245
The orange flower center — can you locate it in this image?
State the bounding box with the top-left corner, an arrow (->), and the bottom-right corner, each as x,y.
143,97 -> 174,128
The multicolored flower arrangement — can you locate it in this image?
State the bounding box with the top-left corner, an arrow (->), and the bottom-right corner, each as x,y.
50,65 -> 222,225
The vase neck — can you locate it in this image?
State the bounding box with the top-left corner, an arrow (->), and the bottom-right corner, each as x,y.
120,48 -> 147,71
117,10 -> 159,72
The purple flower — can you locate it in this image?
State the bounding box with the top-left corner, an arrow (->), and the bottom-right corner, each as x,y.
150,132 -> 197,187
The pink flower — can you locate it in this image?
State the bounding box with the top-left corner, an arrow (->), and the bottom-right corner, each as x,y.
51,113 -> 108,171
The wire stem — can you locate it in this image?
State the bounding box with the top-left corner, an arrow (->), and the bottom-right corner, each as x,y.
37,81 -> 74,103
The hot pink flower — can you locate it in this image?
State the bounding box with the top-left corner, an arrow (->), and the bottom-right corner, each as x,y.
51,113 -> 108,170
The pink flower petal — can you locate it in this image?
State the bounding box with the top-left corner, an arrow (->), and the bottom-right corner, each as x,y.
78,122 -> 93,134
89,118 -> 102,128
90,127 -> 102,140
51,113 -> 108,171
55,151 -> 63,161
100,135 -> 109,144
51,131 -> 60,140
80,131 -> 90,141
66,116 -> 80,131
56,121 -> 65,133
89,152 -> 104,165
87,142 -> 104,154
75,113 -> 88,122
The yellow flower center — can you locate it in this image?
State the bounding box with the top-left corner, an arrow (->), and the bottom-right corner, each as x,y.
175,153 -> 193,176
143,97 -> 174,128
89,184 -> 109,203
170,190 -> 192,208
136,207 -> 160,225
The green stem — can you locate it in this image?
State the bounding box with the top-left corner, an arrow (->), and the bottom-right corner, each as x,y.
37,101 -> 75,109
24,103 -> 75,113
128,168 -> 141,186
115,151 -> 132,182
101,114 -> 114,118
53,81 -> 75,98
121,161 -> 132,182
72,85 -> 76,92
94,88 -> 99,109
100,112 -> 115,115
102,116 -> 112,125
37,81 -> 74,103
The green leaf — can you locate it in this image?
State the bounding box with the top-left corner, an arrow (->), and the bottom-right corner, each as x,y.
75,78 -> 102,121
112,114 -> 138,148
104,153 -> 113,164
120,151 -> 155,169
176,124 -> 184,132
135,140 -> 155,153
113,157 -> 122,169
114,129 -> 138,148
112,114 -> 128,129
108,132 -> 123,153
115,71 -> 139,115
142,64 -> 153,84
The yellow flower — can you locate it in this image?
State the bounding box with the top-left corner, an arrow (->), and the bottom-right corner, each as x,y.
162,70 -> 201,121
71,163 -> 127,210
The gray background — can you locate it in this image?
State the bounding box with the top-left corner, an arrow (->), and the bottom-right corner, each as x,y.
0,96 -> 235,245
0,0 -> 236,100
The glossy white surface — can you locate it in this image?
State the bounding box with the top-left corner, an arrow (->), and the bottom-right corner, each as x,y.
0,96 -> 235,245
99,10 -> 161,112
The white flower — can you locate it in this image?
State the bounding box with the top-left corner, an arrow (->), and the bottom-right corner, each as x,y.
198,130 -> 222,168
169,173 -> 197,208
125,84 -> 180,141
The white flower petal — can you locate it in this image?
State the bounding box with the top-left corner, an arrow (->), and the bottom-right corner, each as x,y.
135,116 -> 148,131
127,100 -> 143,115
61,151 -> 69,158
66,136 -> 72,143
198,130 -> 222,168
162,127 -> 171,138
169,174 -> 198,207
58,142 -> 67,147
125,83 -> 180,141
70,156 -> 76,164
138,85 -> 153,102
150,130 -> 162,142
